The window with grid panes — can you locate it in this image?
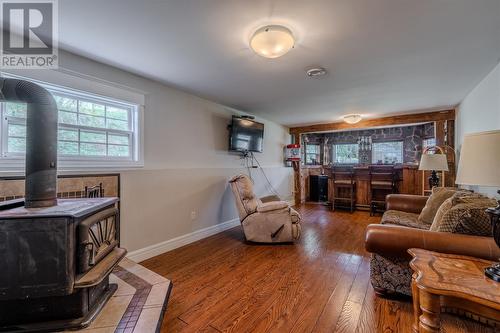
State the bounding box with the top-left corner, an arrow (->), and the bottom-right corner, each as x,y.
2,89 -> 137,161
305,144 -> 321,165
371,141 -> 403,164
333,143 -> 359,164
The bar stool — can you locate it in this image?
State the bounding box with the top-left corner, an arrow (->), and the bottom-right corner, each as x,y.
369,165 -> 397,216
332,166 -> 356,213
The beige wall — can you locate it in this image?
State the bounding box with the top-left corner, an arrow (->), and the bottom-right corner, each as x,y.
456,61 -> 500,197
35,51 -> 293,253
120,167 -> 292,251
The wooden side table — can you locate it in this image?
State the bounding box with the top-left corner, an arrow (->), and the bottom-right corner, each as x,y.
409,248 -> 500,333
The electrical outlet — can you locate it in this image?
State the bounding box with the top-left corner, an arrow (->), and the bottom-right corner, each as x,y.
190,211 -> 197,220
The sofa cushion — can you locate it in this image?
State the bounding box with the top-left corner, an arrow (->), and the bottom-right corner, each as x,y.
418,187 -> 460,225
433,197 -> 497,236
381,210 -> 429,230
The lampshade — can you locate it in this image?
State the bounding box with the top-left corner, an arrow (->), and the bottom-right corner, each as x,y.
456,130 -> 500,187
419,154 -> 449,171
250,25 -> 295,59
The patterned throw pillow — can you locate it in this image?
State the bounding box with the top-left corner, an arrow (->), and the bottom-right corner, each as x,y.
430,197 -> 453,231
434,197 -> 497,236
418,187 -> 461,225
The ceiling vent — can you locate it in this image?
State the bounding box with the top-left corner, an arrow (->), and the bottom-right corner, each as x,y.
306,67 -> 327,78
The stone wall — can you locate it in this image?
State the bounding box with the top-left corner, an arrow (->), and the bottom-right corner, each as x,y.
301,122 -> 434,165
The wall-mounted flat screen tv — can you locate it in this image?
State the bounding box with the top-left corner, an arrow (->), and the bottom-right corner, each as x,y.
229,116 -> 264,153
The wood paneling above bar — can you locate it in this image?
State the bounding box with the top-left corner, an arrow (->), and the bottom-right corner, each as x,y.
289,109 -> 455,135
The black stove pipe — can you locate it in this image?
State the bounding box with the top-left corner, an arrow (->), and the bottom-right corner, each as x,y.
0,78 -> 58,208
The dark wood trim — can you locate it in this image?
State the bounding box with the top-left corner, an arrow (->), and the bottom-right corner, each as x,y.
289,109 -> 455,135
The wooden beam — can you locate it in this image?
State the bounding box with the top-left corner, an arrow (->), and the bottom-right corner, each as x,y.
289,109 -> 455,135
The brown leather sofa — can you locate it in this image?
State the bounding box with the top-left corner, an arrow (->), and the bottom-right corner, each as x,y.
365,194 -> 500,297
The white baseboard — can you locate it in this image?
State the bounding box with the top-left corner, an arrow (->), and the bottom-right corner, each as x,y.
126,218 -> 240,263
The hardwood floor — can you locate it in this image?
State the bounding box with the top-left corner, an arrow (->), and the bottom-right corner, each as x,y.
141,204 -> 494,333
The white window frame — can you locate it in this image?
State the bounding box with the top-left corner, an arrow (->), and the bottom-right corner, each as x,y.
304,143 -> 321,165
0,73 -> 144,174
334,143 -> 359,164
423,137 -> 436,153
371,141 -> 404,164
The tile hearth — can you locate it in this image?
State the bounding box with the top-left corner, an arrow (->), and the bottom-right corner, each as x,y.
67,258 -> 172,333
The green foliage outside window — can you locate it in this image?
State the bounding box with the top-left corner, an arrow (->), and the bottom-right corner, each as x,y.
335,144 -> 359,164
3,92 -> 131,158
305,144 -> 320,165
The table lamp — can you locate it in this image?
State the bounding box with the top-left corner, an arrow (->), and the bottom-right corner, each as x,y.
455,130 -> 500,282
419,147 -> 449,188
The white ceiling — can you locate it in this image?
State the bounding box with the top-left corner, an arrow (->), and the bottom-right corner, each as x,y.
58,0 -> 500,126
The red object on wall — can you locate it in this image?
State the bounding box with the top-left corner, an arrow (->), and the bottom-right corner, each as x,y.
285,144 -> 301,161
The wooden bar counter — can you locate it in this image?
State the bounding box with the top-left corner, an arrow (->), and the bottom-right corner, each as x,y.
301,164 -> 422,209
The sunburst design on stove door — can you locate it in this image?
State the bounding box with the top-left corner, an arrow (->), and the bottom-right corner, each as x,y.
88,216 -> 117,265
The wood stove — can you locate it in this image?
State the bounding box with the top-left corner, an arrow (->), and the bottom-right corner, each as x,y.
0,198 -> 126,331
0,78 -> 126,331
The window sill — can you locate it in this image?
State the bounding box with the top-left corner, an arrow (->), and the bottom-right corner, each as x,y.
0,158 -> 144,177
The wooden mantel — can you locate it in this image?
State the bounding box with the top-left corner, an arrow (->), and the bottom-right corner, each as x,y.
290,109 -> 456,205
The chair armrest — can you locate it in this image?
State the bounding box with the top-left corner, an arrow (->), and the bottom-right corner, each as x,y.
365,224 -> 500,260
260,195 -> 281,203
385,194 -> 428,214
257,201 -> 289,213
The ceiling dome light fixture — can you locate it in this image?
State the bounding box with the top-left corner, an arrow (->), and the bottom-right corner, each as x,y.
250,25 -> 295,59
343,114 -> 363,124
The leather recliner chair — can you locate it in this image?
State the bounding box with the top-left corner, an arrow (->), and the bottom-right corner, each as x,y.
229,174 -> 301,243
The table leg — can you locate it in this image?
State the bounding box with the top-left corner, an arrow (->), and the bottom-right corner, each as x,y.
411,276 -> 421,333
419,290 -> 441,333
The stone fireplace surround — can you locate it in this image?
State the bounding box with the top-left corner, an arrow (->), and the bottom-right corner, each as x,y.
0,174 -> 120,202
